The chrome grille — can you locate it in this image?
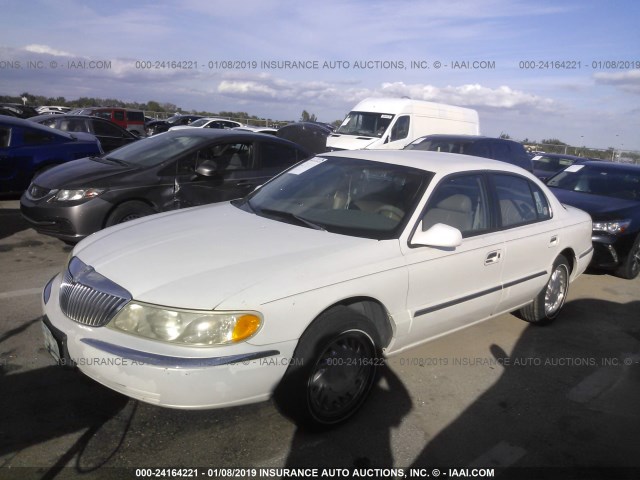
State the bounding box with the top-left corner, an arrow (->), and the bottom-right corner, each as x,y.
60,257 -> 131,327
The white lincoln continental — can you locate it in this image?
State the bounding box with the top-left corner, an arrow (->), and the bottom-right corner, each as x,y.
41,150 -> 593,427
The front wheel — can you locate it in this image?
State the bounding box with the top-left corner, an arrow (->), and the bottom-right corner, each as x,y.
105,201 -> 155,227
518,255 -> 570,325
274,306 -> 381,429
615,234 -> 640,280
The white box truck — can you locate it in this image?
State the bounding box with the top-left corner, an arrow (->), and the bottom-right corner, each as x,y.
326,97 -> 480,151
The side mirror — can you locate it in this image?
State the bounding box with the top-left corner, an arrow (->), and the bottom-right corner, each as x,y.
195,160 -> 220,177
411,222 -> 462,248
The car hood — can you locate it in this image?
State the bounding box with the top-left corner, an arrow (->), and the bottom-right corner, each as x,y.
73,202 -> 399,310
32,156 -> 137,188
549,188 -> 639,219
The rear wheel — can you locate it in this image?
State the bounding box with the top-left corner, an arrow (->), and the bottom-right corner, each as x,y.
615,234 -> 640,280
105,201 -> 155,227
274,306 -> 381,429
518,255 -> 570,325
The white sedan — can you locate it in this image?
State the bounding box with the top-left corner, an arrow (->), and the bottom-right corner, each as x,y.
168,117 -> 244,131
40,150 -> 593,427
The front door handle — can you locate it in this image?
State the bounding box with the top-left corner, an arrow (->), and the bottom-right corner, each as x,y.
236,180 -> 255,187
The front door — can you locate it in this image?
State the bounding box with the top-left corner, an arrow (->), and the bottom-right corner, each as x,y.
401,173 -> 505,348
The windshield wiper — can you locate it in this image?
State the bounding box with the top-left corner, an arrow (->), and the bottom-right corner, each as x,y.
101,156 -> 129,166
258,208 -> 326,231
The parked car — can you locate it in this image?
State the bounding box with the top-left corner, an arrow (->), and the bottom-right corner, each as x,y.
404,134 -> 533,172
0,103 -> 40,119
531,152 -> 583,180
39,150 -> 592,428
235,126 -> 278,135
36,106 -> 72,115
0,115 -> 102,194
30,114 -> 139,152
169,117 -> 244,131
547,160 -> 640,279
68,107 -> 147,137
145,114 -> 203,136
277,122 -> 333,154
21,129 -> 311,242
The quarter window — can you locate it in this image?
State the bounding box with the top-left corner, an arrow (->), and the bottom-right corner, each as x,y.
23,129 -> 56,145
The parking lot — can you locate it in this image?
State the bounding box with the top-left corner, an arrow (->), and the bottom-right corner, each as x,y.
1,198 -> 639,479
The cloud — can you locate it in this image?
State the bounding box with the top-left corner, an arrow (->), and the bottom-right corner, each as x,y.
593,69 -> 640,94
216,73 -> 556,113
24,44 -> 74,57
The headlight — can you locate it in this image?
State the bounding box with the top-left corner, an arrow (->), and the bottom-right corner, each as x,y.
108,301 -> 262,346
53,188 -> 104,202
592,219 -> 631,235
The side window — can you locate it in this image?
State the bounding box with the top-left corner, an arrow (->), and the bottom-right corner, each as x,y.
113,111 -> 125,121
59,119 -> 89,133
422,174 -> 490,237
211,142 -> 253,171
493,174 -> 546,227
93,121 -> 124,137
40,118 -> 57,128
390,115 -> 410,142
260,143 -> 301,170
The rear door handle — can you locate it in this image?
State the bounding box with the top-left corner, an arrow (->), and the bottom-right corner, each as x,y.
485,250 -> 502,265
549,235 -> 559,247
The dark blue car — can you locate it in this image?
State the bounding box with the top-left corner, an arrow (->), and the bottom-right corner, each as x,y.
547,161 -> 640,279
0,115 -> 102,194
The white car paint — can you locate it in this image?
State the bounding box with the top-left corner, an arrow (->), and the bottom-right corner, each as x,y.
41,150 -> 593,415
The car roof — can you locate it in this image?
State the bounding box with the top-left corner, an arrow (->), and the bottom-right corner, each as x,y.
320,149 -> 534,176
160,127 -> 310,150
414,134 -> 498,142
533,152 -> 584,160
0,114 -> 74,139
575,160 -> 640,171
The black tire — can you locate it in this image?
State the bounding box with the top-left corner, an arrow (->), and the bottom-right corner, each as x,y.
105,201 -> 155,227
518,255 -> 570,325
615,234 -> 640,280
274,306 -> 381,429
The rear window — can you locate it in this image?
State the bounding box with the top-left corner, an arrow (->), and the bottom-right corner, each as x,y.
126,111 -> 145,122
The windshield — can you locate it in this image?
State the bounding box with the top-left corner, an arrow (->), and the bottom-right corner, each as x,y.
335,111 -> 394,137
547,164 -> 640,200
240,156 -> 432,239
105,133 -> 209,167
188,118 -> 209,127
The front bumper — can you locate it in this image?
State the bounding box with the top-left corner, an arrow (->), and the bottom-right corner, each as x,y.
591,232 -> 636,270
20,195 -> 112,242
41,273 -> 297,409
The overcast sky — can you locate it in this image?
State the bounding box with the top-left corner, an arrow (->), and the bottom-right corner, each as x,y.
1,0 -> 639,150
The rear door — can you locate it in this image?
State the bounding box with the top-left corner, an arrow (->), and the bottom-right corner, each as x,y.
489,173 -> 558,313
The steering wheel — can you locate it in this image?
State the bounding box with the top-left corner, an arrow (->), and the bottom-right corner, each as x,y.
376,205 -> 404,222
